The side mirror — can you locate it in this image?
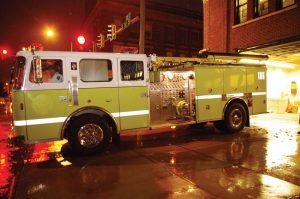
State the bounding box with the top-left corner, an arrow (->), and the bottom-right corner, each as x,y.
33,56 -> 43,83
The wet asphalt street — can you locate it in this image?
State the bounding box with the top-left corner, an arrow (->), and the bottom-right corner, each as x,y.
1,102 -> 300,198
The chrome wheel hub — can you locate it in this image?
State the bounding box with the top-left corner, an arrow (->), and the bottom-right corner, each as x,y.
231,108 -> 242,128
78,123 -> 104,148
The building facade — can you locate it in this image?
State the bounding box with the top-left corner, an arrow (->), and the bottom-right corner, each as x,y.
204,0 -> 300,113
83,0 -> 203,57
204,0 -> 300,52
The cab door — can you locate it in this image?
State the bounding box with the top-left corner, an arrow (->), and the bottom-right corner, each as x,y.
117,58 -> 150,130
24,56 -> 68,141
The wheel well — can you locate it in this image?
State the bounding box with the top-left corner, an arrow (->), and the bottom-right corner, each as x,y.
223,98 -> 250,127
62,107 -> 118,140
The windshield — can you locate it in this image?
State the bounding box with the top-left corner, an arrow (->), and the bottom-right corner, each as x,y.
11,56 -> 26,90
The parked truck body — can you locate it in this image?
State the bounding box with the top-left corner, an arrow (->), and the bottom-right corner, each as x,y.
11,51 -> 267,153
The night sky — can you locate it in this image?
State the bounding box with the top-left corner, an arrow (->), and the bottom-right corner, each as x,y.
0,0 -> 85,82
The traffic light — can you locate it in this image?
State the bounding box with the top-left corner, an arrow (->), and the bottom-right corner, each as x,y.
96,34 -> 105,48
107,24 -> 117,41
77,35 -> 86,45
0,49 -> 8,60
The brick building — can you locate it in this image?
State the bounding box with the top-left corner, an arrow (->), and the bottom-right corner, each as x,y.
204,0 -> 300,113
83,0 -> 202,57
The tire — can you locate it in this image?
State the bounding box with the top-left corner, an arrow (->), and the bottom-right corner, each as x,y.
224,103 -> 247,133
68,114 -> 111,154
215,103 -> 247,133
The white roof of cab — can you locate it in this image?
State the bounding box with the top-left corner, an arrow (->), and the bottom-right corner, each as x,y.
16,51 -> 148,59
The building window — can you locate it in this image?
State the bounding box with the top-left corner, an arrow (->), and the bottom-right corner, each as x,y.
276,0 -> 295,10
120,61 -> 144,81
282,0 -> 295,7
79,59 -> 112,82
254,0 -> 268,17
235,0 -> 248,24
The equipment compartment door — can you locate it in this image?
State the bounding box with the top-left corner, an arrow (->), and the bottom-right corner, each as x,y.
118,59 -> 150,130
195,67 -> 224,122
247,68 -> 267,114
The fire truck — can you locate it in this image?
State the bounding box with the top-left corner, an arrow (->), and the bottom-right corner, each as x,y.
11,50 -> 267,154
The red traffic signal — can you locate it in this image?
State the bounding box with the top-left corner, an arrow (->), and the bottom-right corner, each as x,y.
77,35 -> 86,45
2,49 -> 7,55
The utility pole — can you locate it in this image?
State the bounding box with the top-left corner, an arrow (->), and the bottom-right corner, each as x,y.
139,0 -> 145,54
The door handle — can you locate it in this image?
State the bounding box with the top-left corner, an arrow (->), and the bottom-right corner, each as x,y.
140,92 -> 149,98
68,78 -> 79,106
68,80 -> 72,103
59,96 -> 68,102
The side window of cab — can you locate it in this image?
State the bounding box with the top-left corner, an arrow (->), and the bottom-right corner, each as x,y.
29,59 -> 63,83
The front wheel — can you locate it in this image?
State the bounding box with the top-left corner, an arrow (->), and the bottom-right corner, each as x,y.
68,114 -> 111,154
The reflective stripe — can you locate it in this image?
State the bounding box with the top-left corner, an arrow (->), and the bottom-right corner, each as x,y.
252,92 -> 266,96
196,92 -> 266,100
14,117 -> 67,126
227,93 -> 244,97
13,110 -> 150,127
13,120 -> 27,126
196,95 -> 222,100
112,110 -> 149,117
196,93 -> 243,100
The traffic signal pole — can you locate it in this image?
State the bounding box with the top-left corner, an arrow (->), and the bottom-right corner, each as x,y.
139,0 -> 145,54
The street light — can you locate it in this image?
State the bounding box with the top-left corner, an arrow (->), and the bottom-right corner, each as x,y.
45,28 -> 55,38
47,30 -> 54,37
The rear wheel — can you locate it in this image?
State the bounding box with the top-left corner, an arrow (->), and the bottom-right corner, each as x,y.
215,103 -> 247,133
68,114 -> 111,154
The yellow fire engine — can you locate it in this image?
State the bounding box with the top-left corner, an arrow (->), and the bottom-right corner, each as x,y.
11,50 -> 267,154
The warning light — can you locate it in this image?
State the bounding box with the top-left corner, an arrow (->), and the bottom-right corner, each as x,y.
2,49 -> 7,55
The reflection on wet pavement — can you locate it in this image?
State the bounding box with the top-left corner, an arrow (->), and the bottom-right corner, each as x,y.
1,109 -> 300,198
0,103 -> 19,198
250,113 -> 300,186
